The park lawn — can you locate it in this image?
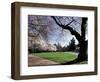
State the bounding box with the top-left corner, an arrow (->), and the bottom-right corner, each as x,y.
33,52 -> 78,64
78,61 -> 87,64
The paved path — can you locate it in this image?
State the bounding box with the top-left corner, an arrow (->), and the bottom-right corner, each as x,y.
28,55 -> 59,66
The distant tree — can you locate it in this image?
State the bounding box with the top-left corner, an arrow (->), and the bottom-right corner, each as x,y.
67,38 -> 76,51
61,46 -> 68,52
54,43 -> 62,51
28,43 -> 41,53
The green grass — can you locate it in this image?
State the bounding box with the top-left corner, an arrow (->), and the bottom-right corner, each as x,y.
33,52 -> 78,63
79,61 -> 87,64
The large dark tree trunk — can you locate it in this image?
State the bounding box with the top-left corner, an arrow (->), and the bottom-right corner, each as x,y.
78,40 -> 88,61
78,17 -> 88,61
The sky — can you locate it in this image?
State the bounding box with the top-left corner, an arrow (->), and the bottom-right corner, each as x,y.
28,15 -> 87,47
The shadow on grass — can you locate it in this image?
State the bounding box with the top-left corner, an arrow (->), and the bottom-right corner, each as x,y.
61,58 -> 87,65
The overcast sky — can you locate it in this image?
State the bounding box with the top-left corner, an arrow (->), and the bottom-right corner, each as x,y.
28,15 -> 87,47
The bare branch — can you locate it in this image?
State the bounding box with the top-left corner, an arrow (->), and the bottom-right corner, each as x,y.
73,19 -> 81,25
51,16 -> 81,42
56,17 -> 63,25
65,20 -> 74,26
51,16 -> 63,27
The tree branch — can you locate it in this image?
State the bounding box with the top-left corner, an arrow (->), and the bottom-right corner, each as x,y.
65,19 -> 74,26
62,25 -> 81,42
51,16 -> 63,27
51,16 -> 81,42
56,17 -> 63,25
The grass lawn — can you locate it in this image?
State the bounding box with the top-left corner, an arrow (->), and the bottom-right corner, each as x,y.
78,61 -> 87,64
33,52 -> 78,64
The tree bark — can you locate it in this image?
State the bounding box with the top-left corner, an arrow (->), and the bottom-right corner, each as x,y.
78,40 -> 88,61
78,18 -> 88,61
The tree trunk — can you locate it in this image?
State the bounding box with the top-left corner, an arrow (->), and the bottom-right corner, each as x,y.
78,40 -> 88,61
